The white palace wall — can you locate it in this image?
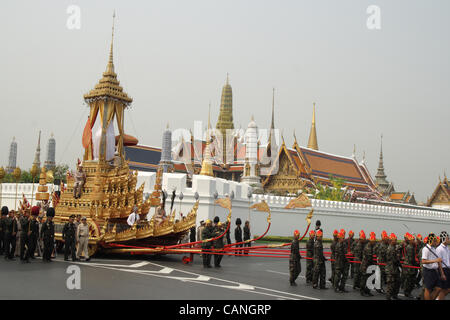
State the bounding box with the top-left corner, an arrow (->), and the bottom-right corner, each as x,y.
2,173 -> 449,238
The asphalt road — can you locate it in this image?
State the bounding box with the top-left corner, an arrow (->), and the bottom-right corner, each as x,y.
0,249 -> 427,300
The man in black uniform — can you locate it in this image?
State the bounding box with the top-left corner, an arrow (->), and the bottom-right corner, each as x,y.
201,219 -> 214,268
19,209 -> 31,262
234,218 -> 243,255
41,207 -> 55,262
27,206 -> 40,260
0,206 -> 8,255
3,208 -> 18,260
62,214 -> 78,261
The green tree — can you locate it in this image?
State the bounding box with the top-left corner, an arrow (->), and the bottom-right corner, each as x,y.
311,175 -> 347,202
53,164 -> 69,183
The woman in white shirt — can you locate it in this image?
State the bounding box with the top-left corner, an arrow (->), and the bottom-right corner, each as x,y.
422,233 -> 445,300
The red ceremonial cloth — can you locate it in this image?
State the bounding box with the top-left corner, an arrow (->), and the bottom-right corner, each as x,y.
82,117 -> 92,149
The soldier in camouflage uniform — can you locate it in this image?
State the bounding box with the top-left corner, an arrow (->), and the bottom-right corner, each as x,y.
333,230 -> 349,293
403,233 -> 417,298
399,234 -> 408,290
305,230 -> 315,285
374,230 -> 389,293
329,230 -> 339,284
347,230 -> 355,279
289,230 -> 301,286
360,232 -> 377,297
312,230 -> 327,289
352,230 -> 366,290
385,233 -> 402,300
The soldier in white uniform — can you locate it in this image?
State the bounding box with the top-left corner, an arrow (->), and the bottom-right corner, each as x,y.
76,217 -> 90,261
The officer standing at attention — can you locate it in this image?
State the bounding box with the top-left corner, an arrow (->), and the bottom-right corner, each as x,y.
305,230 -> 315,285
4,208 -> 18,260
77,216 -> 90,261
41,208 -> 55,262
62,214 -> 78,261
201,219 -> 214,268
289,230 -> 301,286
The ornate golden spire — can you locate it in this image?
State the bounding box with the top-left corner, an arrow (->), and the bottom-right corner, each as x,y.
84,11 -> 132,104
307,103 -> 318,150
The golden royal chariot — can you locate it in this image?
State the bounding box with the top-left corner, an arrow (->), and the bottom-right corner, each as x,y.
44,29 -> 198,257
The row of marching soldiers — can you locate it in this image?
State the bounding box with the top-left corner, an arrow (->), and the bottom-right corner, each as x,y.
291,227 -> 449,300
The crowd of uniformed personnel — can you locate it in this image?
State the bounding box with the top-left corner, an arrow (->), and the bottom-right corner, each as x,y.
0,205 -> 92,263
289,221 -> 449,300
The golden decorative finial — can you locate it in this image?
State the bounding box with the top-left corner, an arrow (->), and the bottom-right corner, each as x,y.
106,10 -> 116,74
226,73 -> 229,85
293,130 -> 298,144
352,144 -> 356,158
307,103 -> 318,150
312,102 -> 316,124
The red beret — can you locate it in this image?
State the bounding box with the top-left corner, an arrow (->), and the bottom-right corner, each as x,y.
31,206 -> 40,216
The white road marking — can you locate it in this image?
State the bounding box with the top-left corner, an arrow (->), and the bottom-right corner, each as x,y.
57,259 -> 318,300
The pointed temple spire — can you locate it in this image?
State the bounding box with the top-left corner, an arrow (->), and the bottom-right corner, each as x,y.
33,131 -> 41,169
6,137 -> 18,174
307,103 -> 318,150
216,74 -> 234,135
375,134 -> 390,192
84,11 -> 132,104
106,10 -> 115,74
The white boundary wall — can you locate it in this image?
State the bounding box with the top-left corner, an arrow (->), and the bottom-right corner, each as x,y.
0,183 -> 55,210
2,174 -> 449,238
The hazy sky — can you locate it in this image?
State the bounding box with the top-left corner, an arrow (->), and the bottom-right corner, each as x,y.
1,0 -> 449,203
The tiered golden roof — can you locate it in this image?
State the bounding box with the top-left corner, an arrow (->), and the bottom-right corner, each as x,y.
83,17 -> 132,104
